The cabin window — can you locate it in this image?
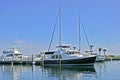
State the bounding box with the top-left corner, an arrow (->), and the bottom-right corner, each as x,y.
59,55 -> 62,58
66,52 -> 70,55
56,55 -> 58,58
75,52 -> 79,54
51,55 -> 54,59
66,51 -> 77,55
51,55 -> 62,59
6,54 -> 13,57
65,52 -> 68,55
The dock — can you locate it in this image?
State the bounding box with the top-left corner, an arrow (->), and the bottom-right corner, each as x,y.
0,61 -> 41,65
105,55 -> 120,61
0,54 -> 41,65
0,54 -> 120,65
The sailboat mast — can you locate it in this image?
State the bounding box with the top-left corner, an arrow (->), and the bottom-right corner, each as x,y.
78,15 -> 81,51
59,7 -> 62,46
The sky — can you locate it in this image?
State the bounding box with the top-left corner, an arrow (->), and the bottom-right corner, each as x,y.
0,0 -> 120,55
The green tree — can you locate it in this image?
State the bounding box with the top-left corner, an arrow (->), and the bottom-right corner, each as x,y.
89,45 -> 94,53
103,49 -> 107,55
98,48 -> 102,55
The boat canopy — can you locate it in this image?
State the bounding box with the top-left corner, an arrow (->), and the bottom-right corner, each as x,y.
2,47 -> 21,54
45,51 -> 54,54
56,45 -> 70,48
3,51 -> 14,54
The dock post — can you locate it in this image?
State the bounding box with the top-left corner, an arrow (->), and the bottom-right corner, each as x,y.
32,54 -> 35,65
11,61 -> 13,66
41,54 -> 44,66
11,58 -> 13,66
20,55 -> 23,64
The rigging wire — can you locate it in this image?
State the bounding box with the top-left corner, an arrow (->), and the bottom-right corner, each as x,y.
78,15 -> 81,51
80,19 -> 91,51
48,9 -> 60,51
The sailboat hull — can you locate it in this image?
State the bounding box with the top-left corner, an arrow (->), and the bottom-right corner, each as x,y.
40,56 -> 96,66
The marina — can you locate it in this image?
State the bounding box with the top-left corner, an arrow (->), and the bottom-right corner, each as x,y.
0,45 -> 119,65
0,0 -> 120,80
0,56 -> 120,65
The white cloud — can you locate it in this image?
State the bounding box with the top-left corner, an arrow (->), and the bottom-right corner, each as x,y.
14,39 -> 26,44
13,39 -> 47,55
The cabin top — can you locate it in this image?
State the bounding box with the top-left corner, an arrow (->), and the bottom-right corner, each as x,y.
56,45 -> 70,48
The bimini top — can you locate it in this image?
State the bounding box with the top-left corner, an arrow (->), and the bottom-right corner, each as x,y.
45,51 -> 54,54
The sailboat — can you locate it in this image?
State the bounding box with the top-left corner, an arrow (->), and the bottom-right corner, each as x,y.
40,8 -> 96,66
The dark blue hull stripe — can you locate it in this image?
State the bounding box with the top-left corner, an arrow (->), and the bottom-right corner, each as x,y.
41,56 -> 96,65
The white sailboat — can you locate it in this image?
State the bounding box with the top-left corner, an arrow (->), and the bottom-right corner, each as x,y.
40,8 -> 96,66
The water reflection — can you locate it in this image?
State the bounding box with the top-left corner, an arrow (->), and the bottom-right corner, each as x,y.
0,64 -> 97,80
95,61 -> 108,79
0,64 -> 34,80
41,65 -> 96,80
1,61 -> 120,80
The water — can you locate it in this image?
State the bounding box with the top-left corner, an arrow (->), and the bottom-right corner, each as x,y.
0,61 -> 120,80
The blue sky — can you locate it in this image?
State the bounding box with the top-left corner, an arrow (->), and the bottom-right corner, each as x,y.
0,0 -> 120,55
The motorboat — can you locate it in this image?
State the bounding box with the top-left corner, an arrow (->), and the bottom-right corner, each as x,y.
96,55 -> 106,62
0,47 -> 22,61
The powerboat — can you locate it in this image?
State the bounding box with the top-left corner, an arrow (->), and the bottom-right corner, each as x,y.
0,47 -> 22,61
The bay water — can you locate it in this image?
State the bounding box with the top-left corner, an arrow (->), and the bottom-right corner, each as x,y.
0,61 -> 120,80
